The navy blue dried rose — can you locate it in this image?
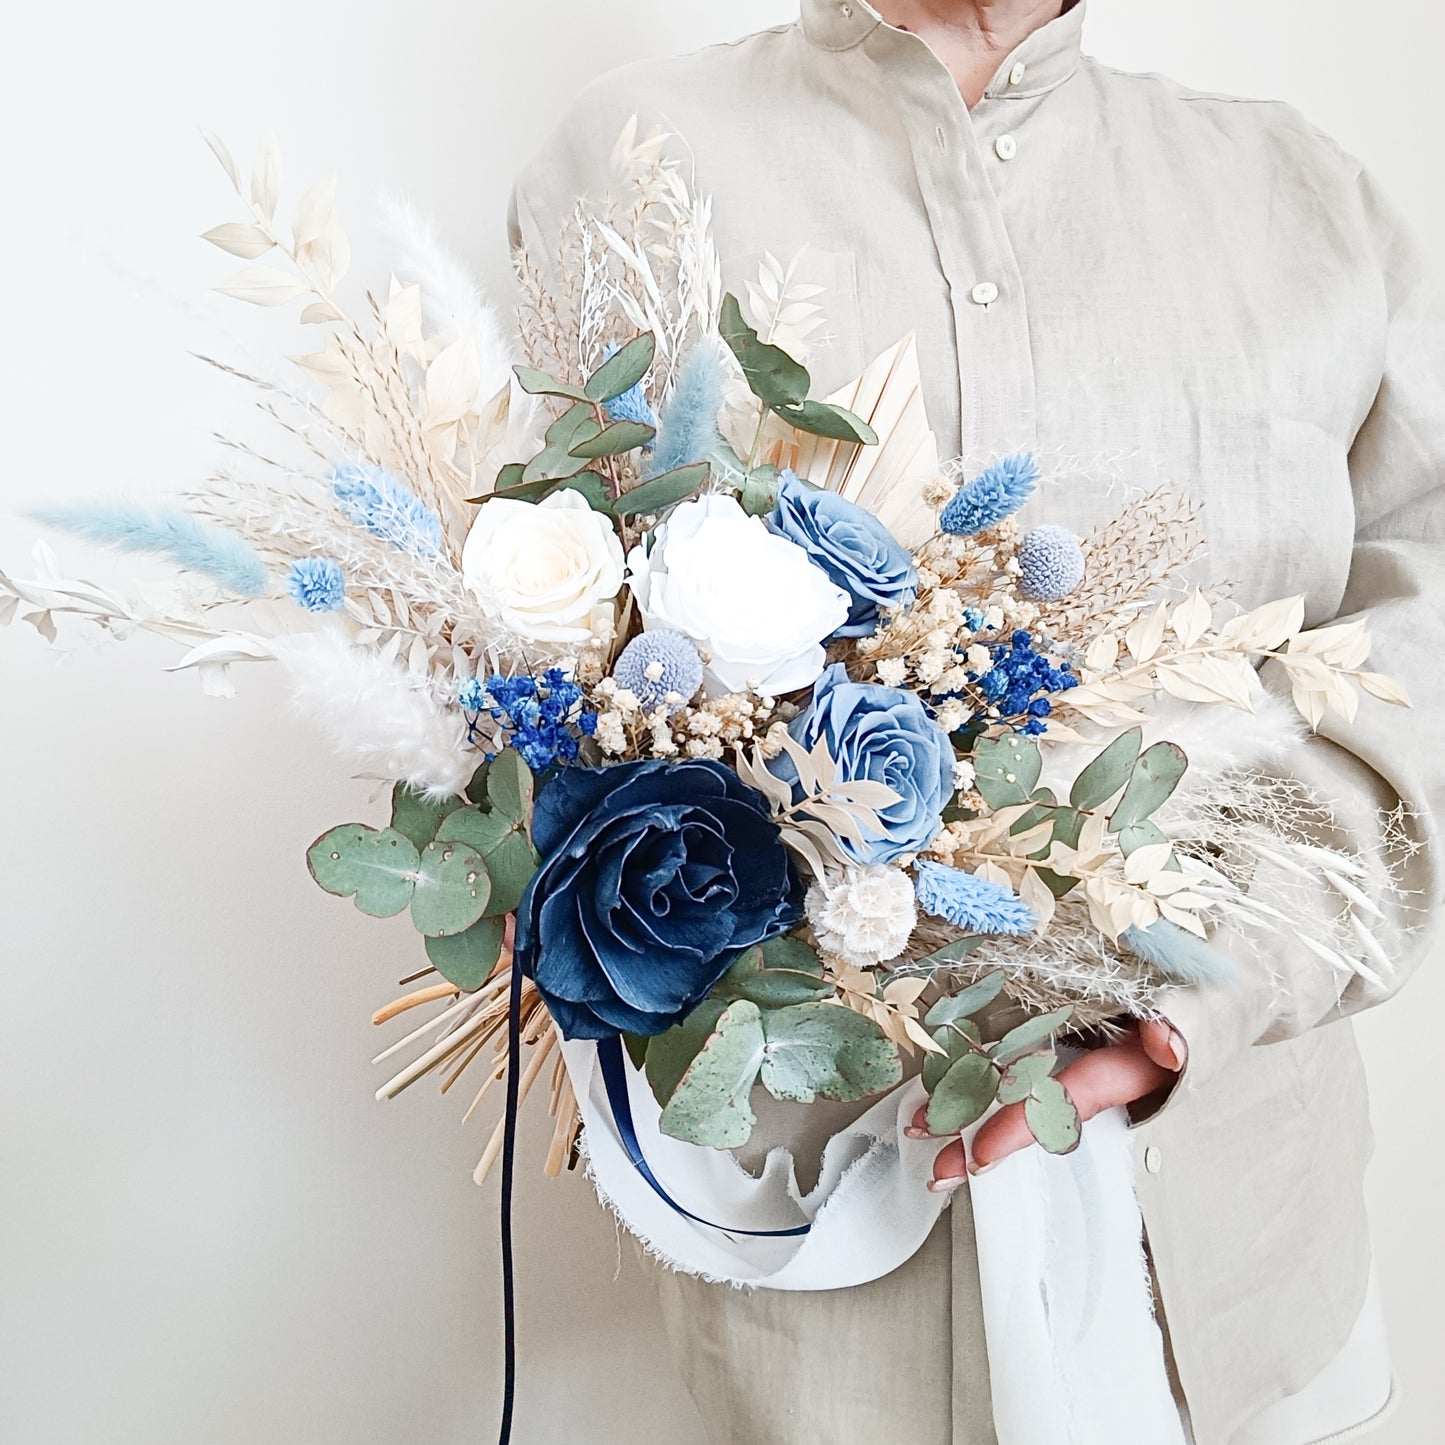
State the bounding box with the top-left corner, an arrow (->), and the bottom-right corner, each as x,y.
514,759 -> 803,1040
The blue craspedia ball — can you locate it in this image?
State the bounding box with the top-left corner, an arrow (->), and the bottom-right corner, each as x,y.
613,629 -> 705,714
1017,524 -> 1086,601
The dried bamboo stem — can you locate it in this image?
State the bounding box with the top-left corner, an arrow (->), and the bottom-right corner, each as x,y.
472,1027 -> 558,1186
371,981 -> 458,1027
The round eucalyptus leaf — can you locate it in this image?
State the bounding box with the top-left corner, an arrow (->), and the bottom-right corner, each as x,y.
657,1000 -> 766,1149
1024,1076 -> 1082,1155
409,839 -> 490,938
390,784 -> 464,849
759,1002 -> 902,1105
997,1051 -> 1056,1106
424,914 -> 505,992
925,1051 -> 1000,1136
307,825 -> 419,918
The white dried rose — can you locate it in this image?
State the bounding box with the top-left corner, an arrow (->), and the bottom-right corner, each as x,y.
461,489 -> 625,643
626,493 -> 849,695
806,864 -> 918,970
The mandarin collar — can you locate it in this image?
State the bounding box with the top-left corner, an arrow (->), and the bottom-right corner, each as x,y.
799,0 -> 1086,98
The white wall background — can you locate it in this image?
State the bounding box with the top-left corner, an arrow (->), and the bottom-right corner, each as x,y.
2,3 -> 1441,1442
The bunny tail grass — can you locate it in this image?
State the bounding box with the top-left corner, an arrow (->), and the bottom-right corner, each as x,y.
30,502 -> 268,597
646,336 -> 727,478
1120,920 -> 1238,987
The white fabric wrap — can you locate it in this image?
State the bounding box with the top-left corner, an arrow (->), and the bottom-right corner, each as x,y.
562,1039 -> 1186,1444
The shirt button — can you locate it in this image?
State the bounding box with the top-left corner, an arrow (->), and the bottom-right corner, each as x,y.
1009,61 -> 1027,86
840,1 -> 853,15
1144,1146 -> 1163,1174
995,135 -> 1018,161
970,281 -> 999,306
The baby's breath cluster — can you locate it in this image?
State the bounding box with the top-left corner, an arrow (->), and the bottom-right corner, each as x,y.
588,678 -> 795,762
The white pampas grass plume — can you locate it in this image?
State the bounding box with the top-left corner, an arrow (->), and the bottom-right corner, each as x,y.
275,630 -> 472,800
377,193 -> 515,396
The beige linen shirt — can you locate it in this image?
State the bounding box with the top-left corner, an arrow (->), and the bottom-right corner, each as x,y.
510,2 -> 1445,1440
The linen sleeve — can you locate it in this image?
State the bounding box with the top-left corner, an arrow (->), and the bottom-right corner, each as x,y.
1156,164 -> 1445,1102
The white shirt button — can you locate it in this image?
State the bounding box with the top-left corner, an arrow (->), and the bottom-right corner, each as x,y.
970,281 -> 1000,306
995,135 -> 1018,161
1144,1146 -> 1163,1174
840,2 -> 853,15
1009,61 -> 1028,86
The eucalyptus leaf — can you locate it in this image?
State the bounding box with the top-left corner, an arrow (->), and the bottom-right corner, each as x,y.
719,293 -> 810,409
997,1051 -> 1056,1106
771,399 -> 879,445
483,471 -> 610,509
737,466 -> 781,516
1024,1076 -> 1082,1155
1069,728 -> 1143,811
925,1052 -> 1000,1136
487,750 -> 534,823
465,761 -> 491,806
435,806 -> 513,855
513,366 -> 590,402
656,1000 -> 766,1149
479,829 -> 539,916
307,825 -> 418,918
390,784 -> 464,850
612,463 -> 710,518
972,735 -> 1043,808
623,1032 -> 649,1070
410,838 -> 490,938
715,941 -> 830,1008
569,420 -> 656,458
924,969 -> 1007,1028
521,403 -> 601,484
922,1020 -> 982,1093
424,914 -> 505,992
584,333 -> 656,403
1110,742 -> 1189,832
759,1002 -> 902,1105
991,1006 -> 1074,1067
1117,819 -> 1170,857
645,998 -> 729,1107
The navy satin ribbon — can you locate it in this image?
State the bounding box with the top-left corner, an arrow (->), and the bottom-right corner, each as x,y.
595,1034 -> 812,1240
493,1015 -> 811,1445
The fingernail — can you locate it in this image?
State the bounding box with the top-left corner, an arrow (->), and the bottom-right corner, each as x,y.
927,1175 -> 968,1194
967,1159 -> 1000,1178
904,1125 -> 930,1140
1165,1027 -> 1188,1071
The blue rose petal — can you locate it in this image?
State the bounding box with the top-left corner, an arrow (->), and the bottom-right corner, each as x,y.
515,759 -> 802,1040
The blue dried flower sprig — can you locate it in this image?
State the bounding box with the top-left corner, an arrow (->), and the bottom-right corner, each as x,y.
329,460 -> 442,557
940,452 -> 1040,536
460,668 -> 598,773
914,861 -> 1036,935
971,629 -> 1078,736
286,557 -> 346,612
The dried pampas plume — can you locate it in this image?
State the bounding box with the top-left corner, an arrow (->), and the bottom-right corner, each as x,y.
275,629 -> 473,799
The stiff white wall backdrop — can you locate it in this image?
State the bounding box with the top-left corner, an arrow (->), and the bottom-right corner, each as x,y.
2,3 -> 1440,1441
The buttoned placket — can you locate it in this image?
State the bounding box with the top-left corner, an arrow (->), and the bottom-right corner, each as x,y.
855,26 -> 1041,457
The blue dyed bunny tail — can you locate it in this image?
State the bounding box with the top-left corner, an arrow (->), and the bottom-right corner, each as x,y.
645,338 -> 726,478
30,502 -> 268,597
1120,919 -> 1238,986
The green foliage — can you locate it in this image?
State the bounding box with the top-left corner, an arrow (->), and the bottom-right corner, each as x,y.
570,421 -> 656,458
307,825 -> 419,918
513,367 -> 590,403
714,938 -> 831,1009
991,1006 -> 1074,1068
925,1052 -> 999,1135
997,1051 -> 1056,1106
655,1000 -> 766,1149
758,1003 -> 902,1105
425,915 -> 506,991
1069,728 -> 1142,811
971,735 -> 1043,808
410,838 -> 490,937
910,936 -> 988,972
1024,1076 -> 1081,1154
583,334 -> 656,403
389,785 -> 464,850
435,804 -> 538,918
487,750 -> 534,824
718,293 -> 877,446
924,969 -> 1006,1028
522,403 -> 601,484
612,463 -> 711,518
1110,742 -> 1188,833
922,1018 -> 982,1093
